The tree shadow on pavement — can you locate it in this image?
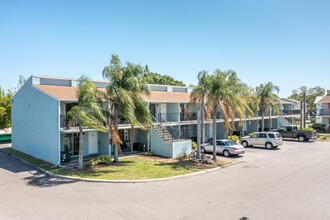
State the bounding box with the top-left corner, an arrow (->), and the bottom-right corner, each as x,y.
23,172 -> 79,188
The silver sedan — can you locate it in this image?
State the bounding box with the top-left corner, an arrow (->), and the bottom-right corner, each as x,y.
201,139 -> 245,157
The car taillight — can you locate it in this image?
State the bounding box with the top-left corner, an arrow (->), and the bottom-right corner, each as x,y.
233,147 -> 238,150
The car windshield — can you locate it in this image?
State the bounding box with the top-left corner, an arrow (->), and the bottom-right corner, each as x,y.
268,133 -> 275,138
225,141 -> 236,146
276,133 -> 281,138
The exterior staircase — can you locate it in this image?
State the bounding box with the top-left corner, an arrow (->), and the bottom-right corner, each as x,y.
153,124 -> 174,142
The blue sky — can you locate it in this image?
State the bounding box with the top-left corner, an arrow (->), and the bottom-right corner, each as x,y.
1,0 -> 329,97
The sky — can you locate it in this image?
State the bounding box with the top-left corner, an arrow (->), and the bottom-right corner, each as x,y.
0,0 -> 329,97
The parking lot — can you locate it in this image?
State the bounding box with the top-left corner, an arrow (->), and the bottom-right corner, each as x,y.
1,140 -> 330,219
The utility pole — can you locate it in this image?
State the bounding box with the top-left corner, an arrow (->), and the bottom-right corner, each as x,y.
196,112 -> 201,159
300,101 -> 303,130
303,92 -> 306,128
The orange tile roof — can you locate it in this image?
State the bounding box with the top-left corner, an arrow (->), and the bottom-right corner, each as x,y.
34,85 -> 106,100
34,84 -> 191,102
320,95 -> 330,102
280,100 -> 292,104
142,91 -> 191,102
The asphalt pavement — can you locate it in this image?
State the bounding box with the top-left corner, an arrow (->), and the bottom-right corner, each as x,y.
1,140 -> 330,220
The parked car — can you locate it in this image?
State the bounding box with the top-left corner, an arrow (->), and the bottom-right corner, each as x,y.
201,139 -> 245,157
239,132 -> 283,149
274,125 -> 317,142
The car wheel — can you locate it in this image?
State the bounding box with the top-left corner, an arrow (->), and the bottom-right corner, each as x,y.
242,141 -> 248,147
298,136 -> 306,142
223,150 -> 230,157
265,142 -> 273,150
201,147 -> 206,154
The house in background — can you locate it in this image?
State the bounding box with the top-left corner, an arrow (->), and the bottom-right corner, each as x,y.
11,75 -> 300,165
315,90 -> 330,131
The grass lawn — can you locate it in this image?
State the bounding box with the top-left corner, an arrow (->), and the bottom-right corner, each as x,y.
318,133 -> 330,141
3,148 -> 231,180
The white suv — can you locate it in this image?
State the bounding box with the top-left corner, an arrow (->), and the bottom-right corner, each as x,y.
239,132 -> 283,149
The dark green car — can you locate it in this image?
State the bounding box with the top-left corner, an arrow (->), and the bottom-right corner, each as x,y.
0,134 -> 11,143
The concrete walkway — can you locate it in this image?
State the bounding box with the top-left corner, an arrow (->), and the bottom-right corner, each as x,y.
1,141 -> 330,219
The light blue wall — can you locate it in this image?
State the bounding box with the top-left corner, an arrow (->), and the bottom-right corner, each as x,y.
134,129 -> 148,145
150,128 -> 191,158
166,103 -> 179,121
150,128 -> 173,157
98,131 -> 110,155
150,86 -> 167,91
172,140 -> 192,157
216,123 -> 226,138
40,78 -> 71,86
12,78 -> 60,165
173,87 -> 187,93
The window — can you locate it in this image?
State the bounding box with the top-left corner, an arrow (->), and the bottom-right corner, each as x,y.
258,133 -> 267,138
286,127 -> 292,131
225,141 -> 236,146
251,134 -> 258,138
276,133 -> 281,138
268,133 -> 275,138
216,141 -> 225,145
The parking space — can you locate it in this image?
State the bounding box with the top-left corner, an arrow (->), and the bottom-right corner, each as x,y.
1,140 -> 330,219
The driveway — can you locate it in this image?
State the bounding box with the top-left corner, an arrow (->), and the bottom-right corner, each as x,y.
1,141 -> 330,219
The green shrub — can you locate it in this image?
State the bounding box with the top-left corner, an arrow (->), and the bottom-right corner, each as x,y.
176,153 -> 188,160
310,117 -> 316,123
302,125 -> 314,131
228,135 -> 239,143
145,151 -> 154,156
312,123 -> 326,132
89,154 -> 112,166
192,141 -> 197,149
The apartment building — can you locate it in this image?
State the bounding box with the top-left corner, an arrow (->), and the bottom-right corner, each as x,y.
315,90 -> 330,131
11,75 -> 300,165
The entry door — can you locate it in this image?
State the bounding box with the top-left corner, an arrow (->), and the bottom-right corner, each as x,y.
88,132 -> 98,154
180,104 -> 185,121
149,104 -> 156,120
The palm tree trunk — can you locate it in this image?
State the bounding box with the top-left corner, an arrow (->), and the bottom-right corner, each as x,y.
113,107 -> 119,163
130,125 -> 135,152
78,124 -> 84,170
261,106 -> 265,132
201,97 -> 205,144
212,104 -> 217,161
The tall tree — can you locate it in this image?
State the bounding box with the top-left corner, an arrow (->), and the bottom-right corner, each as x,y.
0,87 -> 12,129
102,55 -> 152,162
288,86 -> 325,113
189,70 -> 212,146
10,75 -> 27,94
208,70 -> 252,161
141,67 -> 185,86
255,82 -> 280,132
67,76 -> 108,170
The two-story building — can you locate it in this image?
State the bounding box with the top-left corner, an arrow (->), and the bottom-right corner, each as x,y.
315,90 -> 330,131
11,75 -> 300,165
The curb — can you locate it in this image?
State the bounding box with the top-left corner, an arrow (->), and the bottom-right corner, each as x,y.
1,149 -> 243,183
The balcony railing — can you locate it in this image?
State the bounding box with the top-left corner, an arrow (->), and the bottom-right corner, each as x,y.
60,115 -> 79,128
319,109 -> 330,116
279,110 -> 301,115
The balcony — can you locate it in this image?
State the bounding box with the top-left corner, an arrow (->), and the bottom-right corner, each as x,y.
318,109 -> 330,116
157,112 -> 222,124
60,115 -> 80,129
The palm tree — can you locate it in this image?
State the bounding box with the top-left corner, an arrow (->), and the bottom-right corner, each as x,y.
67,76 -> 108,170
208,69 -> 253,161
102,55 -> 152,162
189,71 -> 212,158
255,82 -> 280,131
